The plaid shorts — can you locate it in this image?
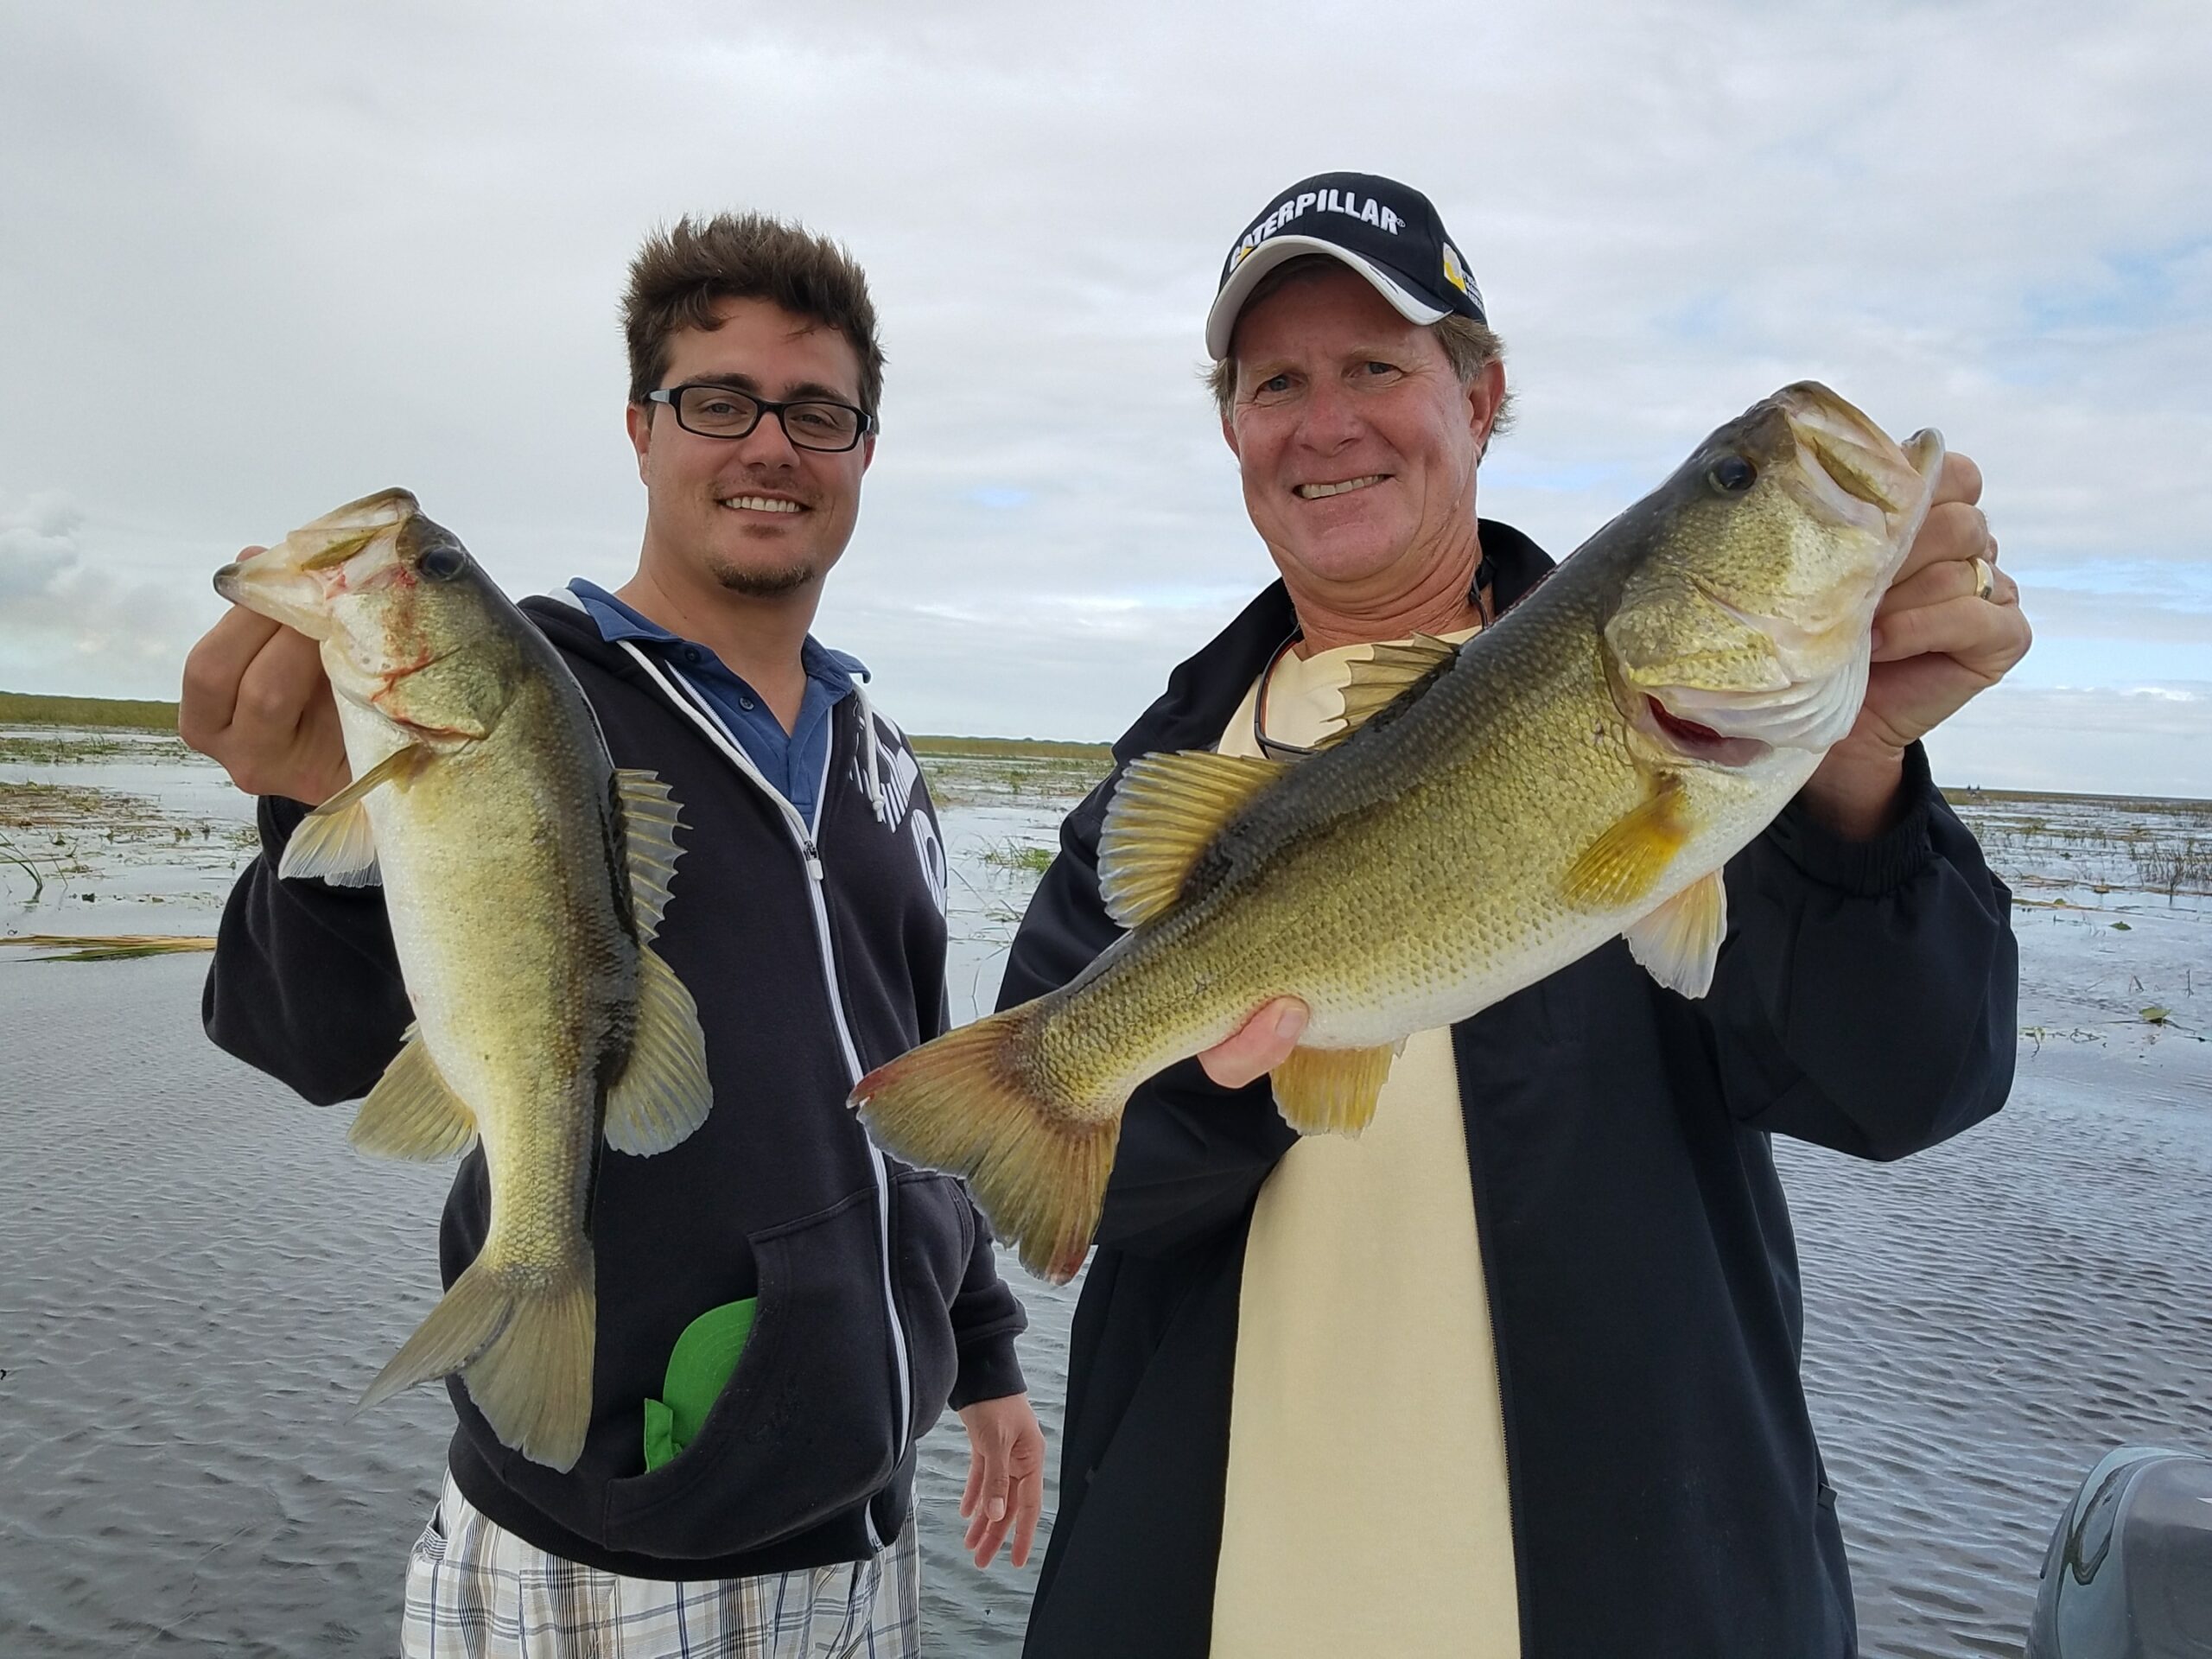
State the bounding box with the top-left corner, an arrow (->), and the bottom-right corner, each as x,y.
400,1471 -> 922,1659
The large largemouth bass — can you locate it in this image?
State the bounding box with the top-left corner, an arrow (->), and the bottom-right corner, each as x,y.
215,490 -> 711,1470
855,383 -> 1944,1282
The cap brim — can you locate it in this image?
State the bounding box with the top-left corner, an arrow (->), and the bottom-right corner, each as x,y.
1205,236 -> 1450,359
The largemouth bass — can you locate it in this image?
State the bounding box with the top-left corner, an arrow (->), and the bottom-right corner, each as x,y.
215,489 -> 711,1470
855,383 -> 1944,1282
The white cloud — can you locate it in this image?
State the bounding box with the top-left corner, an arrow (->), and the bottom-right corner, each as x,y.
0,493 -> 81,601
0,493 -> 229,695
1,0 -> 2207,791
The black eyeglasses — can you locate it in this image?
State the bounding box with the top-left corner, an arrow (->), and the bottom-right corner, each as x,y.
645,383 -> 875,453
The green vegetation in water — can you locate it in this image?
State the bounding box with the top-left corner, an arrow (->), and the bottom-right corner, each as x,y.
0,780 -> 253,904
910,734 -> 1113,764
0,691 -> 181,731
1949,791 -> 2212,903
979,841 -> 1056,878
3,932 -> 219,963
0,732 -> 197,765
2,779 -> 165,829
918,753 -> 1110,809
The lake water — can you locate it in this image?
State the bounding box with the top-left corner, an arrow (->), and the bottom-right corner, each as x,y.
3,734 -> 2209,1656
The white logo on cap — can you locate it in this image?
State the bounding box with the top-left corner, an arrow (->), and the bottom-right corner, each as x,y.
1230,188 -> 1403,270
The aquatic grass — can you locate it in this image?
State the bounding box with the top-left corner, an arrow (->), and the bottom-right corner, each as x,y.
2133,838 -> 2210,904
979,841 -> 1056,878
3,933 -> 218,962
1,779 -> 162,826
918,752 -> 1109,809
0,828 -> 54,899
909,734 -> 1113,763
0,732 -> 197,765
0,691 -> 181,730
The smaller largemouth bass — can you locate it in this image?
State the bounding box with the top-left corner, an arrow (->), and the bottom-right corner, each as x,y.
216,490 -> 711,1470
855,384 -> 1943,1283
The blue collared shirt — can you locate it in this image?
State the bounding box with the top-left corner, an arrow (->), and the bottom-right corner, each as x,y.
567,579 -> 866,830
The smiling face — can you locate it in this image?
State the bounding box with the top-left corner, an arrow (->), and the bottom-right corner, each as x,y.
1222,265 -> 1503,614
626,295 -> 874,604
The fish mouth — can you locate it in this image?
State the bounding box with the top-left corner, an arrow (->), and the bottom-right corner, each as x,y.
214,488 -> 420,633
1776,383 -> 1944,537
1637,694 -> 1773,768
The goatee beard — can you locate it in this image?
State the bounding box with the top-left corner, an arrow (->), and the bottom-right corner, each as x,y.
708,556 -> 815,599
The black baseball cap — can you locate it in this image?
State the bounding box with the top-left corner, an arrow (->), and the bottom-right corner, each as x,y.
1205,171 -> 1486,360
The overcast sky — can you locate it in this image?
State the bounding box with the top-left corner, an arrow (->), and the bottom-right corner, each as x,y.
3,1 -> 2207,795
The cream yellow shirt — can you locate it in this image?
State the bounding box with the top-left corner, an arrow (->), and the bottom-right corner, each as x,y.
1209,634 -> 1521,1658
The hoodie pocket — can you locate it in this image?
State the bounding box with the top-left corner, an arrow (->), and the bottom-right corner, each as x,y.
888,1169 -> 974,1442
599,1189 -> 899,1559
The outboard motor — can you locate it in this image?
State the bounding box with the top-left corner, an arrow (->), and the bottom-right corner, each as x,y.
2026,1446 -> 2212,1657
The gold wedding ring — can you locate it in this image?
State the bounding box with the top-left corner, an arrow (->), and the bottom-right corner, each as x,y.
1969,555 -> 1995,601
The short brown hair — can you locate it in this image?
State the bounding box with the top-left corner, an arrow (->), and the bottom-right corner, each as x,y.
1205,255 -> 1514,443
623,213 -> 885,417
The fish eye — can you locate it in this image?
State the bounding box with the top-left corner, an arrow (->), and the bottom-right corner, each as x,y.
1707,455 -> 1758,494
419,543 -> 467,581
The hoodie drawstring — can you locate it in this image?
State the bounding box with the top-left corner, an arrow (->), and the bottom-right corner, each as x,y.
852,679 -> 890,824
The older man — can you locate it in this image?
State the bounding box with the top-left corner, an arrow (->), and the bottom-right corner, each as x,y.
1004,174 -> 2030,1658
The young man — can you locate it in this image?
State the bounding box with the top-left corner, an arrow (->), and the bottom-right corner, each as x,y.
1005,174 -> 2031,1657
181,213 -> 1044,1659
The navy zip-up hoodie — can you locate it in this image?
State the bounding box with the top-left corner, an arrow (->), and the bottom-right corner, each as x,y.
1004,523 -> 2018,1658
202,594 -> 1027,1580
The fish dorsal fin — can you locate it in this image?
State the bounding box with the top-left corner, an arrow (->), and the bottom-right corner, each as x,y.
1560,774 -> 1695,910
1623,869 -> 1728,999
277,746 -> 431,886
615,768 -> 683,944
350,1025 -> 478,1159
1313,632 -> 1463,752
604,946 -> 712,1156
1269,1042 -> 1397,1136
1096,750 -> 1287,929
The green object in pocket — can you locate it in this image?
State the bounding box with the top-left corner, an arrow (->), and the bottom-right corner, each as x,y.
641,1296 -> 757,1471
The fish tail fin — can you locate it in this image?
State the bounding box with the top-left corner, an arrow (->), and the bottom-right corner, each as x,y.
359,1252 -> 595,1472
853,1007 -> 1115,1286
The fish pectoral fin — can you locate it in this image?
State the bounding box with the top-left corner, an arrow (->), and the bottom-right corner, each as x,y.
277,798 -> 382,887
1096,750 -> 1287,929
1623,870 -> 1729,999
614,768 -> 683,944
350,1026 -> 478,1159
1319,632 -> 1463,746
604,947 -> 712,1156
1560,774 -> 1694,909
276,746 -> 432,886
1270,1042 -> 1395,1137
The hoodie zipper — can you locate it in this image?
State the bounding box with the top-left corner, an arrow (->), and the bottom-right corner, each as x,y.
616,643 -> 916,1539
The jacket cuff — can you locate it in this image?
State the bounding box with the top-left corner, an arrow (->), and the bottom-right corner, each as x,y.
948,1333 -> 1027,1410
1765,741 -> 1939,898
257,794 -> 310,859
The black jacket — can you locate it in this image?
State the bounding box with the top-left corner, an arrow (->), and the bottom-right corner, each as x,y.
1003,524 -> 2018,1658
203,594 -> 1026,1580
